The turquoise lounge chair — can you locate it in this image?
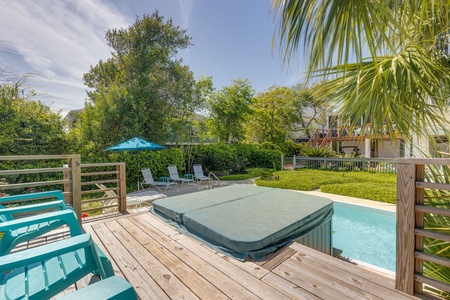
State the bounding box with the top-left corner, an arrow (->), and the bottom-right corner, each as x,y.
0,209 -> 83,255
58,276 -> 137,300
0,233 -> 116,300
0,190 -> 81,255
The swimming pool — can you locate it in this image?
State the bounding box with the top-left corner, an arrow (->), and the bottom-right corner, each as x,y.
333,202 -> 396,272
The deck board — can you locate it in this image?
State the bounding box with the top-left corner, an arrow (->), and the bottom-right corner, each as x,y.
81,211 -> 422,300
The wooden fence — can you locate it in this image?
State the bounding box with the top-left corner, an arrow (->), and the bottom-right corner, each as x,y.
282,156 -> 397,173
0,155 -> 127,223
396,158 -> 450,296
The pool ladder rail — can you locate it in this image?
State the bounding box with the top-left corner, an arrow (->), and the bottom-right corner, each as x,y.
207,172 -> 220,189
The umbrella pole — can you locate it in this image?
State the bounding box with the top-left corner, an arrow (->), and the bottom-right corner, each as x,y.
137,152 -> 140,190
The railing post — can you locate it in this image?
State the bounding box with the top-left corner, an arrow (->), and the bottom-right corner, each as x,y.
281,155 -> 284,170
118,163 -> 127,212
293,155 -> 296,169
63,164 -> 70,205
396,160 -> 419,294
69,155 -> 82,223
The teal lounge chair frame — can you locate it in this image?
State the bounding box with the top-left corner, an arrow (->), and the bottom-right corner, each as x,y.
0,190 -> 80,255
0,233 -> 115,300
0,209 -> 83,255
58,276 -> 137,300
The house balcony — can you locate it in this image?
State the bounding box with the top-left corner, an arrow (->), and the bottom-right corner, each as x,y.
307,124 -> 403,147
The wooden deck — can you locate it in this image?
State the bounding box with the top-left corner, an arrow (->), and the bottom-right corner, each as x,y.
78,210 -> 424,300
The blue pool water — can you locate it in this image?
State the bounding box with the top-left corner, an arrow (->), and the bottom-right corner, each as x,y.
332,202 -> 396,271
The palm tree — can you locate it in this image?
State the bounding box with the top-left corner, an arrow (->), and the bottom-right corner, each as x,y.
271,0 -> 450,291
272,1 -> 450,143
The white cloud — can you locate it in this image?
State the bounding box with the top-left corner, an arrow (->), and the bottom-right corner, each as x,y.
178,0 -> 193,29
177,0 -> 194,65
0,0 -> 131,110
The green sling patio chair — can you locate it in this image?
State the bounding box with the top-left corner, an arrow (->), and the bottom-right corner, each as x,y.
0,190 -> 81,255
0,233 -> 118,300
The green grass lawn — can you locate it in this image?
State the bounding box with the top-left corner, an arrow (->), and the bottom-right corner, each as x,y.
255,169 -> 397,204
218,168 -> 273,180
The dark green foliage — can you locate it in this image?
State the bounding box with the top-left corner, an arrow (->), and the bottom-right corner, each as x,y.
301,145 -> 337,157
196,154 -> 217,174
191,144 -> 282,173
282,140 -> 304,156
230,156 -> 249,174
208,79 -> 254,143
86,147 -> 183,192
0,85 -> 66,155
259,141 -> 282,151
248,147 -> 282,169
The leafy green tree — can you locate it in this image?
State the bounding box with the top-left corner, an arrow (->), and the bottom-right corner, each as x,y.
74,12 -> 204,153
208,78 -> 254,143
292,83 -> 327,138
0,77 -> 66,155
246,86 -> 299,145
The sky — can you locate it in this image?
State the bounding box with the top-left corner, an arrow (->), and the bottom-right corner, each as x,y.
0,0 -> 306,115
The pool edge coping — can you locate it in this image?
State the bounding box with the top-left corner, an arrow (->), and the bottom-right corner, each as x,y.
298,190 -> 396,213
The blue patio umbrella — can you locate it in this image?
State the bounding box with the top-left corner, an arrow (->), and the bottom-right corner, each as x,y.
106,137 -> 165,189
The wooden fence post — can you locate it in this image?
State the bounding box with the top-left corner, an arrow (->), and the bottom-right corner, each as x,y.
70,155 -> 82,223
118,163 -> 127,212
63,164 -> 70,205
395,161 -> 417,294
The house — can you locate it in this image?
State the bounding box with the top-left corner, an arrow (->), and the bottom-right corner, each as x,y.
306,107 -> 450,158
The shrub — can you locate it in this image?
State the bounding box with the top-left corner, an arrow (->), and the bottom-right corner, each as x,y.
190,143 -> 282,172
301,146 -> 337,157
282,140 -> 304,156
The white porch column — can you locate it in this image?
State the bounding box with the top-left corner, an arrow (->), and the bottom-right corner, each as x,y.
365,138 -> 371,158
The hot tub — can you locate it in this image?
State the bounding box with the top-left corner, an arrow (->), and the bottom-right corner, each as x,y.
152,185 -> 333,260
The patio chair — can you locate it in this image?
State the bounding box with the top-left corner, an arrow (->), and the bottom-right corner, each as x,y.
168,165 -> 194,185
58,275 -> 137,300
140,168 -> 177,191
0,233 -> 116,300
0,190 -> 82,255
193,164 -> 212,184
95,183 -> 119,209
